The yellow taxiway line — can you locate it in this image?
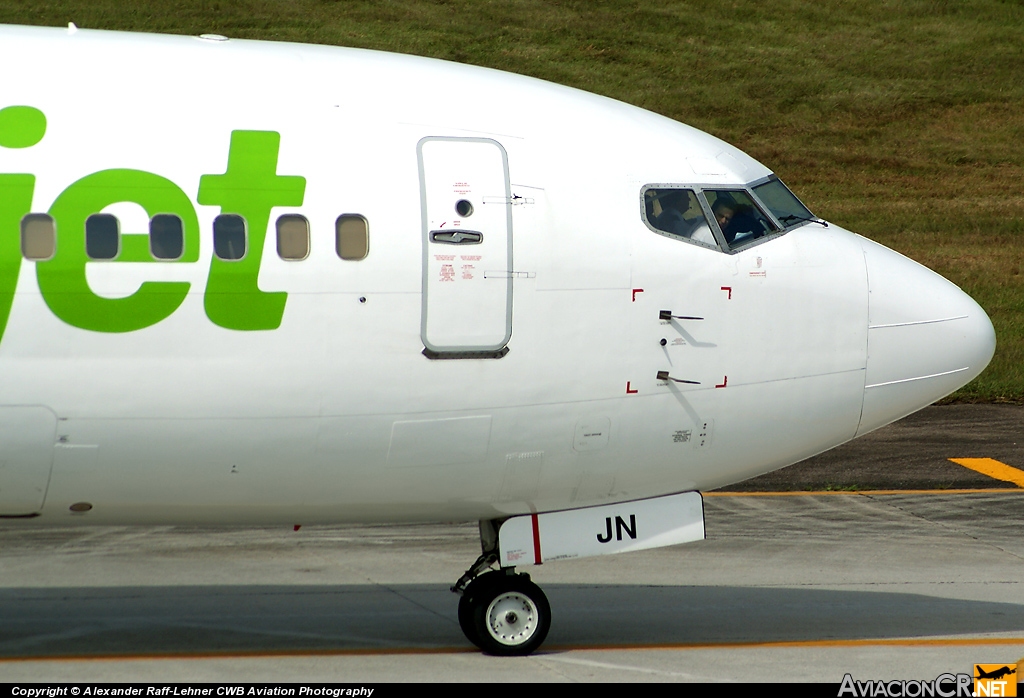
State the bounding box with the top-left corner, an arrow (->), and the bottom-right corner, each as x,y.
2,637 -> 1023,663
707,457 -> 1024,496
949,458 -> 1024,488
705,488 -> 1024,497
548,637 -> 1024,653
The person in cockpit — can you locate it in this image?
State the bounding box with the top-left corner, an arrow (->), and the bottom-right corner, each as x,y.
714,195 -> 773,245
650,189 -> 715,245
711,197 -> 738,242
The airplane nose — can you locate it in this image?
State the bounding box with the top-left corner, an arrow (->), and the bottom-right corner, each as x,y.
858,237 -> 996,436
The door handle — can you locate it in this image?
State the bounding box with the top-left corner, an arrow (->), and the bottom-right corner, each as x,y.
430,230 -> 483,244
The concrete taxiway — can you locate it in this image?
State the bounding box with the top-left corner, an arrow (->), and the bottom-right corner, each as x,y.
1,405 -> 1023,682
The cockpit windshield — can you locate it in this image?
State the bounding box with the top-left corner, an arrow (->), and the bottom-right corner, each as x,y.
751,178 -> 815,229
640,178 -> 816,253
643,188 -> 719,250
703,189 -> 777,248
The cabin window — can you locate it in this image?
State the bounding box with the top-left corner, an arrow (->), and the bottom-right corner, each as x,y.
85,213 -> 120,260
21,213 -> 56,260
752,177 -> 815,229
336,214 -> 369,260
703,189 -> 778,249
276,214 -> 310,261
150,214 -> 184,260
642,188 -> 719,250
213,214 -> 246,260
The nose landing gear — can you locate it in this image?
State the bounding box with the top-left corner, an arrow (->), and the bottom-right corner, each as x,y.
452,520 -> 551,655
456,568 -> 551,656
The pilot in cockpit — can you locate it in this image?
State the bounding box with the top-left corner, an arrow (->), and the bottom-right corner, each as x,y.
649,189 -> 716,246
711,197 -> 738,242
712,193 -> 773,245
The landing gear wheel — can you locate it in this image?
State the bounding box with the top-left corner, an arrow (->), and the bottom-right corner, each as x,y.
458,594 -> 481,648
468,572 -> 550,656
458,574 -> 493,649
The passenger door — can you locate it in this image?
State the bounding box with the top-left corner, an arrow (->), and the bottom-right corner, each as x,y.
418,137 -> 512,357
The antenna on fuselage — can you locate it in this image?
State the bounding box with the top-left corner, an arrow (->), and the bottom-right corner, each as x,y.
659,310 -> 703,321
656,371 -> 700,385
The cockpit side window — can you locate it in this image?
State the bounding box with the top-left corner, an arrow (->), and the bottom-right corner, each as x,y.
642,187 -> 720,250
703,189 -> 778,250
752,177 -> 815,230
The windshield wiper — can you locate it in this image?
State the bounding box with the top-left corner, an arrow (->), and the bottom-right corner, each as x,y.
778,213 -> 828,228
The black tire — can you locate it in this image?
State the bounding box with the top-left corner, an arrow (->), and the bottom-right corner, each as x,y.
470,574 -> 551,656
458,593 -> 481,648
458,571 -> 504,648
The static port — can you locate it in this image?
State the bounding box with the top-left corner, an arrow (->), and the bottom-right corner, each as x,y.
69,502 -> 93,512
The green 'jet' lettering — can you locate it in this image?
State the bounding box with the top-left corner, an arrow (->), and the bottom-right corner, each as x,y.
0,105 -> 46,149
0,173 -> 34,340
198,130 -> 306,331
0,113 -> 307,344
37,170 -> 200,332
0,106 -> 46,342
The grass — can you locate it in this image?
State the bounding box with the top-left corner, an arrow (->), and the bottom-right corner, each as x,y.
2,0 -> 1023,400
821,484 -> 862,492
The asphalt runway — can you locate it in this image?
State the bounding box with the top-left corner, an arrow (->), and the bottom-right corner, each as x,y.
1,405 -> 1023,682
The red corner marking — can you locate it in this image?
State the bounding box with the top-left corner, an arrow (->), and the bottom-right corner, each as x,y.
716,376 -> 728,389
531,513 -> 543,565
632,288 -> 644,302
721,286 -> 732,299
626,381 -> 638,394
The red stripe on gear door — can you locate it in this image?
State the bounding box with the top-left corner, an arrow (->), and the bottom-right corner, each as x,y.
531,513 -> 542,565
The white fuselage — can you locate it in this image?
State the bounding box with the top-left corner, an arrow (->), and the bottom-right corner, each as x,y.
0,25 -> 995,525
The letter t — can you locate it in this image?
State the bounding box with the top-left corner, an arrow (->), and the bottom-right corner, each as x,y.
199,130 -> 305,330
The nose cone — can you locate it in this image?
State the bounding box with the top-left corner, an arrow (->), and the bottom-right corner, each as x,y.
858,237 -> 996,436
